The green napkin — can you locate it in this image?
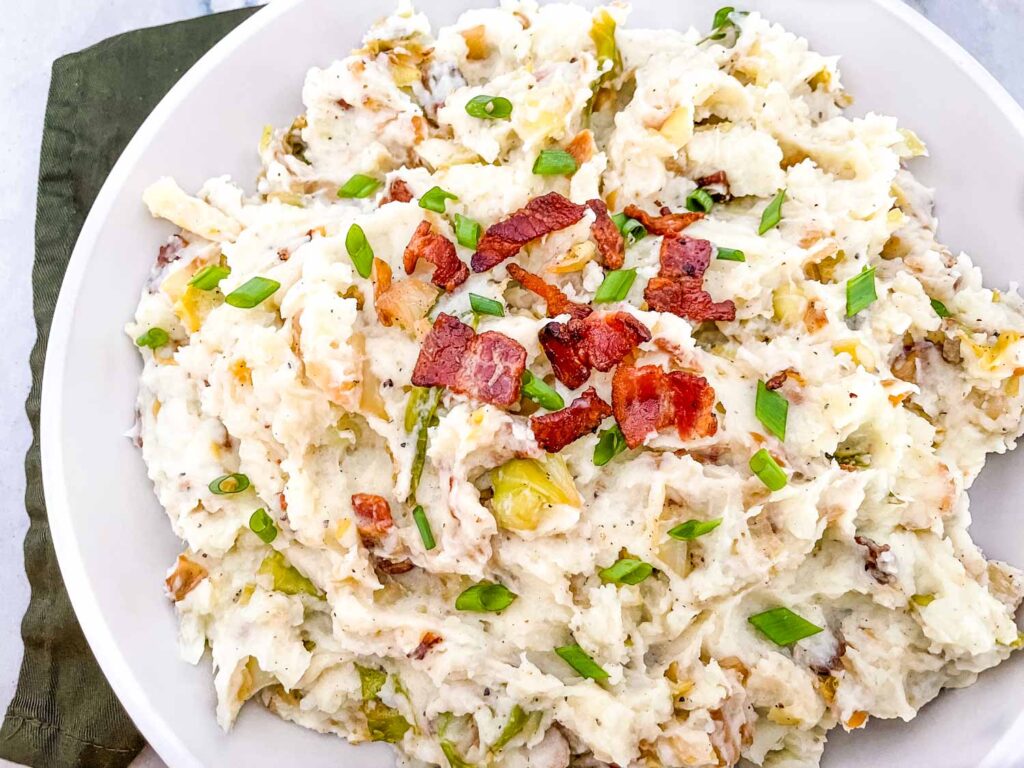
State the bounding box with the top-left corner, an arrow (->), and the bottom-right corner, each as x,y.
0,8 -> 260,767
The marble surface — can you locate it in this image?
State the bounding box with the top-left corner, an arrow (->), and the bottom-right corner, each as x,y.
0,1 -> 1021,767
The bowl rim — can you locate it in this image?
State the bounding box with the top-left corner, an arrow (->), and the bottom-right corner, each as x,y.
38,1 -> 1024,766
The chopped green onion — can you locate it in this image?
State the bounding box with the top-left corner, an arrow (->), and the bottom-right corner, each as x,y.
755,380 -> 788,441
930,298 -> 951,318
593,424 -> 627,466
758,188 -> 786,235
345,223 -> 374,279
469,293 -> 505,317
356,664 -> 388,701
365,701 -> 411,743
749,448 -> 787,491
667,518 -> 722,541
455,581 -> 517,612
521,370 -> 564,411
258,550 -> 323,597
846,267 -> 878,317
412,504 -> 436,551
419,186 -> 459,214
911,593 -> 935,607
249,508 -> 278,543
599,557 -> 654,585
225,277 -> 280,309
700,6 -> 746,44
748,607 -> 823,646
716,247 -> 745,262
189,264 -> 231,290
491,704 -> 528,752
610,213 -> 647,246
135,327 -> 170,349
404,386 -> 429,433
410,387 -> 443,502
590,8 -> 622,86
685,187 -> 715,214
454,214 -> 481,249
555,644 -> 608,680
465,94 -> 514,120
593,268 -> 637,303
337,173 -> 381,199
209,473 -> 251,495
440,741 -> 475,768
532,149 -> 578,177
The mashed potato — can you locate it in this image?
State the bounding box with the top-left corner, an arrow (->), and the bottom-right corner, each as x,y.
129,4 -> 1024,766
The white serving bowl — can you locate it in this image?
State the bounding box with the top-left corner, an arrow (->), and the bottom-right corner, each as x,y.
40,1 -> 1024,766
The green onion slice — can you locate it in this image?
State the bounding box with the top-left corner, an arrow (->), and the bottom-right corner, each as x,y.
555,644 -> 609,680
135,327 -> 170,349
454,214 -> 481,249
209,473 -> 251,495
345,223 -> 374,279
748,606 -> 823,646
599,557 -> 654,585
716,247 -> 745,262
412,504 -> 436,551
610,213 -> 647,246
455,581 -> 517,612
410,387 -> 443,502
225,277 -> 280,309
593,424 -> 627,466
930,298 -> 950,318
465,94 -> 513,120
846,267 -> 878,317
685,187 -> 715,214
667,518 -> 722,541
758,188 -> 786,235
593,268 -> 637,303
532,149 -> 578,177
521,370 -> 564,411
491,705 -> 528,752
749,448 -> 787,491
337,174 -> 382,199
189,264 -> 231,290
469,293 -> 505,317
755,380 -> 788,441
249,508 -> 278,543
419,186 -> 459,214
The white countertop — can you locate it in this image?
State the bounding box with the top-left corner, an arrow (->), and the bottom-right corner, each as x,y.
0,1 -> 1021,766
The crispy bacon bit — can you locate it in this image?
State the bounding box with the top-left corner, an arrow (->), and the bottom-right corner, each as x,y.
374,557 -> 415,575
696,170 -> 732,201
623,204 -> 703,237
660,236 -> 712,279
539,322 -> 590,389
530,387 -> 612,452
404,220 -> 469,292
412,313 -> 527,406
352,493 -> 395,545
409,631 -> 443,660
157,235 -> 185,267
566,129 -> 596,166
765,371 -> 788,391
165,554 -> 208,602
382,178 -> 413,205
611,365 -> 718,449
854,535 -> 895,585
644,235 -> 736,322
587,199 -> 625,270
540,312 -> 651,388
472,192 -> 587,272
507,263 -> 592,320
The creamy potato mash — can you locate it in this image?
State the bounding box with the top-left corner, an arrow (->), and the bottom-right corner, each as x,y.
129,3 -> 1024,766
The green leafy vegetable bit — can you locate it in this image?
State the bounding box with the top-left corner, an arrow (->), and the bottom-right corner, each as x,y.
356,664 -> 388,701
409,387 -> 443,502
225,276 -> 280,309
491,705 -> 528,752
455,581 -> 517,613
532,149 -> 578,177
701,6 -> 747,44
749,448 -> 787,491
282,115 -> 310,164
593,268 -> 637,303
249,508 -> 277,543
258,551 -> 323,597
189,264 -> 231,290
846,267 -> 878,317
338,173 -> 382,199
599,557 -> 654,585
667,518 -> 722,541
135,327 -> 170,349
440,740 -> 475,768
758,189 -> 786,235
521,371 -> 564,411
469,293 -> 505,317
345,223 -> 374,279
911,593 -> 935,607
209,473 -> 250,495
610,212 -> 647,246
930,298 -> 951,318
419,186 -> 459,214
593,424 -> 627,466
716,247 -> 745,262
365,701 -> 411,743
685,187 -> 715,214
555,644 -> 609,680
404,387 -> 430,433
755,380 -> 789,441
748,606 -> 823,646
455,214 -> 481,249
412,504 -> 436,551
590,8 -> 622,84
465,95 -> 513,120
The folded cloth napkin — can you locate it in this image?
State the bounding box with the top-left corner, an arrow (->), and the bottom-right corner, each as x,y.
0,8 -> 259,767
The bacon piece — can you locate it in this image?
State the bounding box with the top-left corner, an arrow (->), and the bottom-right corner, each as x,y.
539,321 -> 590,389
539,312 -> 651,388
507,263 -> 592,320
854,535 -> 895,585
566,129 -> 596,166
409,631 -> 443,660
645,277 -> 736,322
587,199 -> 625,269
611,365 -> 718,449
696,171 -> 732,201
374,557 -> 415,575
530,387 -> 612,453
382,178 -> 414,205
660,236 -> 712,279
165,554 -> 208,602
157,234 -> 185,267
412,313 -> 527,406
351,493 -> 395,545
623,204 -> 703,237
472,192 -> 587,272
404,221 -> 469,292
